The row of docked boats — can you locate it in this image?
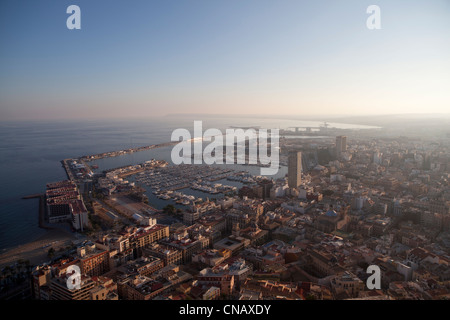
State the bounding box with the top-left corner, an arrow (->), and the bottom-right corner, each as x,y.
153,189 -> 202,205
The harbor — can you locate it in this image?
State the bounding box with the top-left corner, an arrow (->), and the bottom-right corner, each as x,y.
50,134 -> 287,229
131,164 -> 240,206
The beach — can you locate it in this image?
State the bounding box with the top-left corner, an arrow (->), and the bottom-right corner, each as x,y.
0,228 -> 78,269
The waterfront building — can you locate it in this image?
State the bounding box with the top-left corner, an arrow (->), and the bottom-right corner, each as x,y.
45,180 -> 88,230
71,199 -> 89,232
47,203 -> 72,224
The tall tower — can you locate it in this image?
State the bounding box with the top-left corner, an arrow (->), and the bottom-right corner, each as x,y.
288,151 -> 302,189
232,222 -> 240,237
336,136 -> 347,158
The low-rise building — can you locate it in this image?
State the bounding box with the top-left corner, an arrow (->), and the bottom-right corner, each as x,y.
129,224 -> 170,254
214,235 -> 251,255
196,268 -> 235,296
76,242 -> 110,277
192,249 -> 232,268
330,271 -> 365,299
143,243 -> 183,266
240,279 -> 302,300
117,256 -> 164,277
160,234 -> 209,264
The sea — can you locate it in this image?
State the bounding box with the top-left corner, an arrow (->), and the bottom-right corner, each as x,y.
0,115 -> 378,250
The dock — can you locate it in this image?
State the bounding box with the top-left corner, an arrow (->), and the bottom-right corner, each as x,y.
61,159 -> 76,181
80,140 -> 181,162
22,193 -> 53,230
38,195 -> 53,230
22,193 -> 44,199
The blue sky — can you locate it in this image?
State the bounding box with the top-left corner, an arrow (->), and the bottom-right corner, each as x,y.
0,0 -> 449,120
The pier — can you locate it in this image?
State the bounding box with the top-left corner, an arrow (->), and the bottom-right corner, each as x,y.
22,193 -> 44,199
61,159 -> 76,181
38,195 -> 53,230
80,140 -> 180,162
23,193 -> 53,230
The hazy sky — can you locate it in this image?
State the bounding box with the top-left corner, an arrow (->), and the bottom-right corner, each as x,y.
0,0 -> 449,121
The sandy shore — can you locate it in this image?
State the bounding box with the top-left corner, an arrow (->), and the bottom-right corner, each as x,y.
0,228 -> 78,269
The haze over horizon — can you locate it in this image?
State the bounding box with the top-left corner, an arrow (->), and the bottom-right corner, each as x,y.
1,0 -> 449,121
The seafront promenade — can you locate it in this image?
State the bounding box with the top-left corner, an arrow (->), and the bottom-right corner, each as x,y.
0,228 -> 79,269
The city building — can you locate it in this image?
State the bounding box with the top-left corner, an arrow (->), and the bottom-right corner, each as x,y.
117,256 -> 165,277
288,151 -> 302,189
118,265 -> 192,300
240,279 -> 302,300
335,136 -> 347,158
143,243 -> 183,266
45,180 -> 89,230
50,274 -> 95,300
196,268 -> 235,296
214,235 -> 251,255
77,242 -> 110,277
330,271 -> 365,299
160,232 -> 209,264
314,205 -> 349,233
129,224 -> 170,255
90,276 -> 119,300
192,249 -> 232,268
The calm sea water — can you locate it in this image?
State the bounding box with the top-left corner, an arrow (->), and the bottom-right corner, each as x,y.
0,116 -> 376,250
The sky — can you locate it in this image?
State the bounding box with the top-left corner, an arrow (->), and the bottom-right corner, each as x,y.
0,0 -> 449,121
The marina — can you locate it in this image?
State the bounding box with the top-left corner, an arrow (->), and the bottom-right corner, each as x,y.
130,164 -> 244,206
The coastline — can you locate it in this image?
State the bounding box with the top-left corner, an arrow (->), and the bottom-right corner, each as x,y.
0,228 -> 77,269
